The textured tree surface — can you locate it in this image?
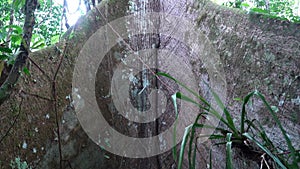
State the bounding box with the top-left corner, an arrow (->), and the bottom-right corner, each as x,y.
0,0 -> 299,168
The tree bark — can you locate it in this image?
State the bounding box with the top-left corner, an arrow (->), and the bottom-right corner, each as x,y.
0,0 -> 299,168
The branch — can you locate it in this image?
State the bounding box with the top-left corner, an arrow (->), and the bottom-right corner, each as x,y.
52,41 -> 67,169
0,0 -> 39,105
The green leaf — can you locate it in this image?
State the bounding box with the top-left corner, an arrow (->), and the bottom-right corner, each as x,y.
254,91 -> 298,166
192,140 -> 197,169
68,31 -> 75,40
0,55 -> 9,60
233,97 -> 243,101
23,67 -> 30,76
188,113 -> 205,169
243,133 -> 287,169
241,91 -> 255,133
176,92 -> 230,130
31,38 -> 45,49
12,0 -> 21,9
51,34 -> 60,44
157,72 -> 210,107
209,134 -> 226,139
12,0 -> 26,11
251,8 -> 269,14
178,124 -> 193,169
158,72 -> 233,136
241,2 -> 250,7
209,147 -> 213,169
175,92 -> 209,111
0,47 -> 13,53
172,93 -> 179,160
226,133 -> 233,169
10,34 -> 22,44
0,31 -> 7,40
207,82 -> 239,136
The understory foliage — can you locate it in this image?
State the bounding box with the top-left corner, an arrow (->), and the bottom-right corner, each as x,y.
0,0 -> 62,66
157,72 -> 300,169
0,0 -> 98,67
221,0 -> 300,23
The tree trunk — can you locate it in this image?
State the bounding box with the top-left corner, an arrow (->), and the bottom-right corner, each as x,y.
0,0 -> 299,168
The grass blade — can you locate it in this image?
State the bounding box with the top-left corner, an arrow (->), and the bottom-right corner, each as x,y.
192,142 -> 197,169
209,142 -> 229,169
175,92 -> 231,130
203,82 -> 239,137
209,147 -> 213,169
208,134 -> 226,139
158,73 -> 234,136
157,72 -> 210,107
188,113 -> 204,169
178,125 -> 193,169
245,119 -> 276,151
188,126 -> 196,169
243,133 -> 287,169
226,133 -> 233,169
241,91 -> 255,134
172,93 -> 179,160
175,92 -> 210,112
255,91 -> 297,165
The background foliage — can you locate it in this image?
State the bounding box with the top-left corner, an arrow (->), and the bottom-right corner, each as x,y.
0,0 -> 62,65
220,0 -> 300,22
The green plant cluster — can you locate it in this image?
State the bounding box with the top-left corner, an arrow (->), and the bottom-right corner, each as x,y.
10,157 -> 31,169
223,0 -> 300,23
0,0 -> 62,65
157,72 -> 300,169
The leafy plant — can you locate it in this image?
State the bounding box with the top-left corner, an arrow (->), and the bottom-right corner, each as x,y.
157,72 -> 300,169
222,0 -> 300,23
10,157 -> 31,169
0,0 -> 63,68
34,0 -> 63,46
0,25 -> 22,65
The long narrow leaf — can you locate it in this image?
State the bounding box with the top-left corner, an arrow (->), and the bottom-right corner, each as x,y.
192,121 -> 233,134
157,72 -> 210,107
209,147 -> 213,169
245,119 -> 276,151
172,93 -> 179,160
172,93 -> 179,118
209,142 -> 229,169
226,133 -> 233,169
241,91 -> 255,133
189,113 -> 205,169
255,91 -> 297,164
192,140 -> 197,169
243,133 -> 287,169
209,134 -> 226,139
175,92 -> 229,128
209,86 -> 239,137
178,125 -> 193,169
158,73 -> 233,134
188,126 -> 196,169
175,92 -> 209,111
